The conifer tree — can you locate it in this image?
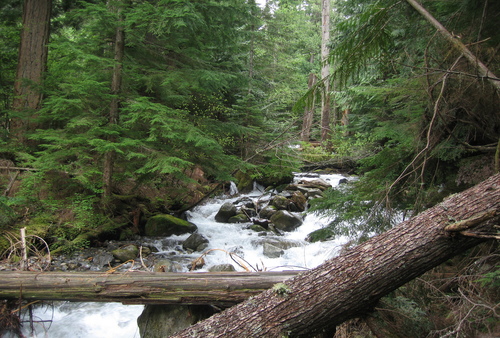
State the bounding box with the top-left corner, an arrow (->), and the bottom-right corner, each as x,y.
11,0 -> 52,144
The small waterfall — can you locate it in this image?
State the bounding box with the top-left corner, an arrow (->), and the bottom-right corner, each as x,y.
229,181 -> 239,195
252,181 -> 265,194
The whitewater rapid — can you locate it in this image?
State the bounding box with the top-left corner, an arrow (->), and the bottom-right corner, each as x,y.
19,173 -> 350,337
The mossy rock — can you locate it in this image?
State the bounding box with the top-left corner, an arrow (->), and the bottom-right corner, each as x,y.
112,244 -> 139,262
306,228 -> 335,242
228,213 -> 249,223
270,195 -> 292,210
145,214 -> 197,237
260,205 -> 277,219
234,170 -> 253,193
249,224 -> 267,232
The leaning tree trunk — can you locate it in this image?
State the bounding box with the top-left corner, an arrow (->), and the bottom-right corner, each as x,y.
172,173 -> 500,337
11,0 -> 52,142
405,0 -> 500,92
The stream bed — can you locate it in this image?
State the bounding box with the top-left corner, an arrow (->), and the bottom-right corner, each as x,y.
18,173 -> 351,337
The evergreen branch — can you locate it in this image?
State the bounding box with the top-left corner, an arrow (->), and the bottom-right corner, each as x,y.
392,61 -> 500,83
405,0 -> 500,92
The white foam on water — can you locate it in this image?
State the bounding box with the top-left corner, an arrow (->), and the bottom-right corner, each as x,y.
22,172 -> 352,337
21,302 -> 143,338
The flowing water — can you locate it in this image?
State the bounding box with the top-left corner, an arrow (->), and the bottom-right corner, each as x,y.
19,173 -> 351,337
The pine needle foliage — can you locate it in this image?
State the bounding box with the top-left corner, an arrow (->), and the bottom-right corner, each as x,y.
309,0 -> 500,241
329,0 -> 396,89
5,0 -> 267,206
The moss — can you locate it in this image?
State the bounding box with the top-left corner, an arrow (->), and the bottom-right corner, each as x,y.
272,282 -> 292,297
234,170 -> 254,192
145,214 -> 197,236
306,228 -> 335,243
228,213 -> 249,223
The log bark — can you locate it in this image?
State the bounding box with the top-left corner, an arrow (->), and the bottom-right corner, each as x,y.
0,271 -> 298,307
171,173 -> 500,337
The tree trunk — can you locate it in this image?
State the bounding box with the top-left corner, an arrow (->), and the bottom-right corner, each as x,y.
301,64 -> 317,142
11,0 -> 52,142
0,271 -> 298,307
405,0 -> 500,92
103,1 -> 125,199
320,0 -> 331,143
171,173 -> 500,337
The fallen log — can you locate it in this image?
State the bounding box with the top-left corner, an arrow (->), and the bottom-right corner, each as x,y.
171,173 -> 500,337
0,270 -> 299,306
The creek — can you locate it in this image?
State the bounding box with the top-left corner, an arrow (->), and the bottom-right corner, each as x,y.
18,172 -> 351,338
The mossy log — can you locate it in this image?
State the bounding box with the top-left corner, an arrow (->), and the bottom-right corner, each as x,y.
0,271 -> 299,306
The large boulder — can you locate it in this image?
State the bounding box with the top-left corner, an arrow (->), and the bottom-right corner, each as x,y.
145,214 -> 197,237
270,210 -> 303,232
214,202 -> 237,223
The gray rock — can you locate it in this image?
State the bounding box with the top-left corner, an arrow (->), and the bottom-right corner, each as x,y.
263,242 -> 284,258
296,185 -> 323,197
270,210 -> 303,232
92,252 -> 114,267
259,205 -> 277,219
214,202 -> 237,222
297,178 -> 331,191
182,233 -> 209,252
208,264 -> 236,272
154,259 -> 181,272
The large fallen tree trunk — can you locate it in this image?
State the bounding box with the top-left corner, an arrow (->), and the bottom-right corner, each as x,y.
172,173 -> 500,337
0,271 -> 298,306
